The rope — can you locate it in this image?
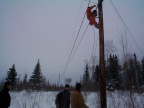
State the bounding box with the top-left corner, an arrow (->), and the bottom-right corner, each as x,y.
89,27 -> 96,66
88,0 -> 91,7
84,0 -> 97,5
110,0 -> 144,57
94,31 -> 99,58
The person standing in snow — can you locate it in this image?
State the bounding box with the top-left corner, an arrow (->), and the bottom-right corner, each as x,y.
55,84 -> 71,108
70,83 -> 88,108
0,81 -> 13,108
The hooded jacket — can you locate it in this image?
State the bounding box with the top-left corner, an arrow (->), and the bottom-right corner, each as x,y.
70,90 -> 88,108
0,86 -> 11,108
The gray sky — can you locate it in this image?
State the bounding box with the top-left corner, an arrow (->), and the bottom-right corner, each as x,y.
0,0 -> 144,85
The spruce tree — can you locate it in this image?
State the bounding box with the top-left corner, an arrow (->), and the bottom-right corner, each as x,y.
123,61 -> 129,90
23,74 -> 27,90
133,54 -> 142,89
142,58 -> 144,85
6,64 -> 17,89
29,59 -> 43,90
82,64 -> 90,90
113,55 -> 122,89
106,54 -> 113,88
128,58 -> 136,89
83,64 -> 89,84
23,74 -> 27,84
106,54 -> 121,90
92,65 -> 100,90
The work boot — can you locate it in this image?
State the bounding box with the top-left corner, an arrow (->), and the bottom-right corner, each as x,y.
95,23 -> 99,29
95,22 -> 100,29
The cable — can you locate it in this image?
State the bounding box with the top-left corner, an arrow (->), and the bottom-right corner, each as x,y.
68,0 -> 84,55
61,0 -> 92,79
61,0 -> 100,79
61,12 -> 87,79
67,24 -> 89,69
110,0 -> 144,57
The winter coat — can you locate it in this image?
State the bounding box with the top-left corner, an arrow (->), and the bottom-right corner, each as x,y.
86,6 -> 97,26
55,89 -> 70,108
70,90 -> 88,108
0,86 -> 11,108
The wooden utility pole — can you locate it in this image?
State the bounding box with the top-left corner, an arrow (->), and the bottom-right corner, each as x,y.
98,0 -> 107,108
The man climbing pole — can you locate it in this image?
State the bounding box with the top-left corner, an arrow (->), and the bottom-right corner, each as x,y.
86,5 -> 99,29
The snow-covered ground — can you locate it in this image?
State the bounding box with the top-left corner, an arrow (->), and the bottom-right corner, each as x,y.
9,90 -> 144,108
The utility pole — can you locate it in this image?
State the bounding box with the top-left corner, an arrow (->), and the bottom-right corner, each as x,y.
98,0 -> 107,108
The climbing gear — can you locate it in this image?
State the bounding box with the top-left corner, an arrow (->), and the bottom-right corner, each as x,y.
89,22 -> 92,26
95,22 -> 100,29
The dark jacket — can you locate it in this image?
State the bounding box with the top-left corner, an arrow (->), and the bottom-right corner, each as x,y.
55,89 -> 70,108
0,86 -> 11,108
70,90 -> 88,108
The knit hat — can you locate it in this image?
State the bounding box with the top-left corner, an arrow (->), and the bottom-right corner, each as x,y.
4,81 -> 14,86
65,84 -> 69,88
76,83 -> 81,90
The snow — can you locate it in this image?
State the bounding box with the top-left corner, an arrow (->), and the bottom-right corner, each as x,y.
9,90 -> 144,108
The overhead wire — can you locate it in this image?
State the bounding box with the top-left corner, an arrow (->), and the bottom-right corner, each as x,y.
61,0 -> 92,79
110,1 -> 143,105
110,0 -> 144,57
68,0 -> 84,55
87,0 -> 104,92
61,13 -> 86,79
67,24 -> 89,69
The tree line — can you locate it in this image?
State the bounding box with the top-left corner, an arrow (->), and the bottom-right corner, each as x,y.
0,54 -> 144,92
81,53 -> 144,92
0,59 -> 74,91
0,38 -> 144,92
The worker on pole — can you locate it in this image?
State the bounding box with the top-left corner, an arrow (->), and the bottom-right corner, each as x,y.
86,5 -> 99,29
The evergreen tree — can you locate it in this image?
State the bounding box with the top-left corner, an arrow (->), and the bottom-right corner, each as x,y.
82,64 -> 90,90
133,54 -> 142,89
23,74 -> 27,84
123,61 -> 129,90
83,64 -> 90,83
106,54 -> 113,83
92,65 -> 100,90
29,59 -> 43,90
106,54 -> 122,90
113,55 -> 122,89
23,74 -> 28,90
142,57 -> 144,85
126,54 -> 143,90
128,58 -> 136,89
106,54 -> 113,88
6,64 -> 17,89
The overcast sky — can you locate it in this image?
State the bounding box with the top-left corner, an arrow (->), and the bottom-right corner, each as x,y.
0,0 -> 144,85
